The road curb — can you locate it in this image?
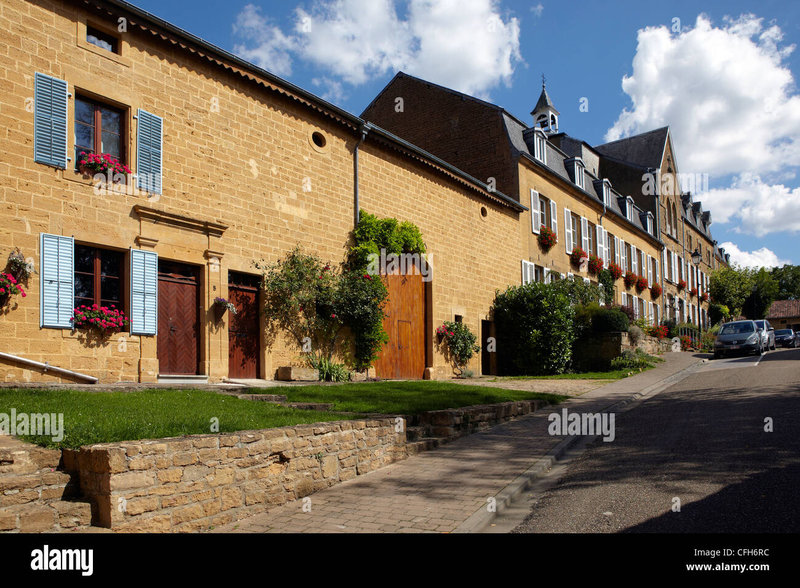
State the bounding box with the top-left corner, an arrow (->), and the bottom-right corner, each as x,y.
452,357 -> 705,534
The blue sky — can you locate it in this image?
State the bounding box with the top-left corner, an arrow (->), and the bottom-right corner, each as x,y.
130,0 -> 800,268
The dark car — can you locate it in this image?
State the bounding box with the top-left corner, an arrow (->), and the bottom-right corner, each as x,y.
713,320 -> 764,359
774,329 -> 799,348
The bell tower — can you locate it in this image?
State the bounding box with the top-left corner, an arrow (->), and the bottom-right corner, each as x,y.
531,75 -> 559,134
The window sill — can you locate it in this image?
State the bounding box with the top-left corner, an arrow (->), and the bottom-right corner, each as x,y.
61,169 -> 97,186
76,22 -> 132,68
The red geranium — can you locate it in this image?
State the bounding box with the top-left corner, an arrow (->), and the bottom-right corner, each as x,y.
677,279 -> 687,292
587,254 -> 603,275
650,283 -> 662,299
700,292 -> 709,303
623,271 -> 637,289
689,287 -> 698,298
71,304 -> 129,333
0,272 -> 25,300
570,246 -> 588,267
538,226 -> 558,252
607,261 -> 623,281
636,275 -> 649,292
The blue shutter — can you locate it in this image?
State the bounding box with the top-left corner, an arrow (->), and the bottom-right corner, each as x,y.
34,73 -> 68,169
136,109 -> 163,194
40,233 -> 74,328
130,249 -> 158,335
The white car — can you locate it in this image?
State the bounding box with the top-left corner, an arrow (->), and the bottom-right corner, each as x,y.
754,320 -> 776,351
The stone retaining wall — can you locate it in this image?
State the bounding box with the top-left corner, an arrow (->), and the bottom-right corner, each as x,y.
62,418 -> 406,532
414,400 -> 546,440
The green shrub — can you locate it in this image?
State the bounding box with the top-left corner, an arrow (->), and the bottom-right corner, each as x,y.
550,275 -> 605,306
592,307 -> 630,332
311,357 -> 350,382
628,325 -> 644,346
610,349 -> 663,370
493,282 -> 575,376
631,317 -> 651,331
436,320 -> 480,376
661,318 -> 678,338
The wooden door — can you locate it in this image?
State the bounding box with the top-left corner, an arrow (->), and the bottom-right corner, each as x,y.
374,268 -> 425,379
157,261 -> 199,375
228,272 -> 260,379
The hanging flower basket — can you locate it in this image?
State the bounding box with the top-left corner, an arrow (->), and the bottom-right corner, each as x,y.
569,246 -> 588,268
623,271 -> 637,289
700,292 -> 709,303
0,272 -> 26,306
677,279 -> 687,292
689,287 -> 698,298
71,304 -> 129,333
537,226 -> 557,252
607,261 -> 623,281
587,254 -> 603,275
635,275 -> 648,293
7,249 -> 31,282
214,297 -> 237,320
650,283 -> 662,299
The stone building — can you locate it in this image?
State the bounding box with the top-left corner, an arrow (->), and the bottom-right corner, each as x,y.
0,0 -> 524,384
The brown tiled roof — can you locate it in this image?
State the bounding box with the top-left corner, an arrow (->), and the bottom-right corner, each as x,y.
767,300 -> 800,319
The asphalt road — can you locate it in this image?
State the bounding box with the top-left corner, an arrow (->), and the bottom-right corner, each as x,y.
511,348 -> 800,533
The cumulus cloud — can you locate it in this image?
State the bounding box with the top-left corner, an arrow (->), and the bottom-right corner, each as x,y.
605,14 -> 800,178
701,173 -> 800,236
233,0 -> 522,97
719,241 -> 791,268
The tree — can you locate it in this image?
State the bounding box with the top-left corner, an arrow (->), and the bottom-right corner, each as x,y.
709,266 -> 753,319
771,264 -> 800,300
743,268 -> 779,319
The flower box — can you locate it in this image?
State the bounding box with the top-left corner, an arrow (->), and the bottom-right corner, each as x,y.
77,152 -> 131,178
72,304 -> 129,334
538,226 -> 557,252
587,254 -> 603,275
607,261 -> 623,281
650,283 -> 662,299
700,292 -> 709,303
569,246 -> 588,268
636,275 -> 649,293
677,279 -> 687,292
214,297 -> 238,320
623,271 -> 637,289
689,287 -> 698,298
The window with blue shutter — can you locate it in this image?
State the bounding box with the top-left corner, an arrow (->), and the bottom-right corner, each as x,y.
40,233 -> 74,328
34,73 -> 68,169
136,109 -> 162,194
130,249 -> 158,335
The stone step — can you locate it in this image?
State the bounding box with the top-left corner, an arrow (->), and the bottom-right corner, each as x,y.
405,426 -> 428,442
235,393 -> 288,403
157,374 -> 210,385
0,498 -> 93,533
0,470 -> 80,508
406,438 -> 442,455
281,402 -> 334,411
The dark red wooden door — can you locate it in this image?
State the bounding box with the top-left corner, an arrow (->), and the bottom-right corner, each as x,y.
157,261 -> 199,375
228,272 -> 260,379
374,268 -> 425,380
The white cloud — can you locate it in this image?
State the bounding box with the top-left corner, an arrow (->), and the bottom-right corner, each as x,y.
233,4 -> 298,77
530,3 -> 544,18
701,173 -> 800,236
233,0 -> 522,97
605,14 -> 800,178
719,241 -> 790,268
312,77 -> 347,104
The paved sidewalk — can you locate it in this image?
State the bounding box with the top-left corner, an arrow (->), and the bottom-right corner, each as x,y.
212,353 -> 704,534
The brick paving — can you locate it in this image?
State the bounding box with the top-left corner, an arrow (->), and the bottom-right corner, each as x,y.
212,353 -> 704,533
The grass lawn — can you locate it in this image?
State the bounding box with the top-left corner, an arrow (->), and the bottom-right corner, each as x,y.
266,381 -> 566,415
0,389 -> 353,449
487,368 -> 640,381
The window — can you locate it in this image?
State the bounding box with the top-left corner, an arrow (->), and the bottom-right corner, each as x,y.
74,95 -> 126,168
586,222 -> 595,256
533,130 -> 547,164
574,160 -> 585,190
74,245 -> 124,309
626,197 -> 634,221
86,26 -> 119,54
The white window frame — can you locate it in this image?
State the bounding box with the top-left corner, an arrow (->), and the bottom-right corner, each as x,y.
533,129 -> 547,164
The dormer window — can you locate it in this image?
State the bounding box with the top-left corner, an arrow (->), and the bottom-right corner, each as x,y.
602,180 -> 611,206
626,196 -> 634,221
646,212 -> 654,234
533,129 -> 547,164
574,160 -> 585,190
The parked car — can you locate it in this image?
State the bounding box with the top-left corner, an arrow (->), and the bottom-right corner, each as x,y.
713,320 -> 764,359
754,320 -> 776,351
774,329 -> 799,348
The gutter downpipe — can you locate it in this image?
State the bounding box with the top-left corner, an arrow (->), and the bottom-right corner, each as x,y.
354,124 -> 369,228
0,352 -> 98,383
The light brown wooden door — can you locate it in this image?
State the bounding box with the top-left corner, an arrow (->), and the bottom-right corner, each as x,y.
374,270 -> 425,379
